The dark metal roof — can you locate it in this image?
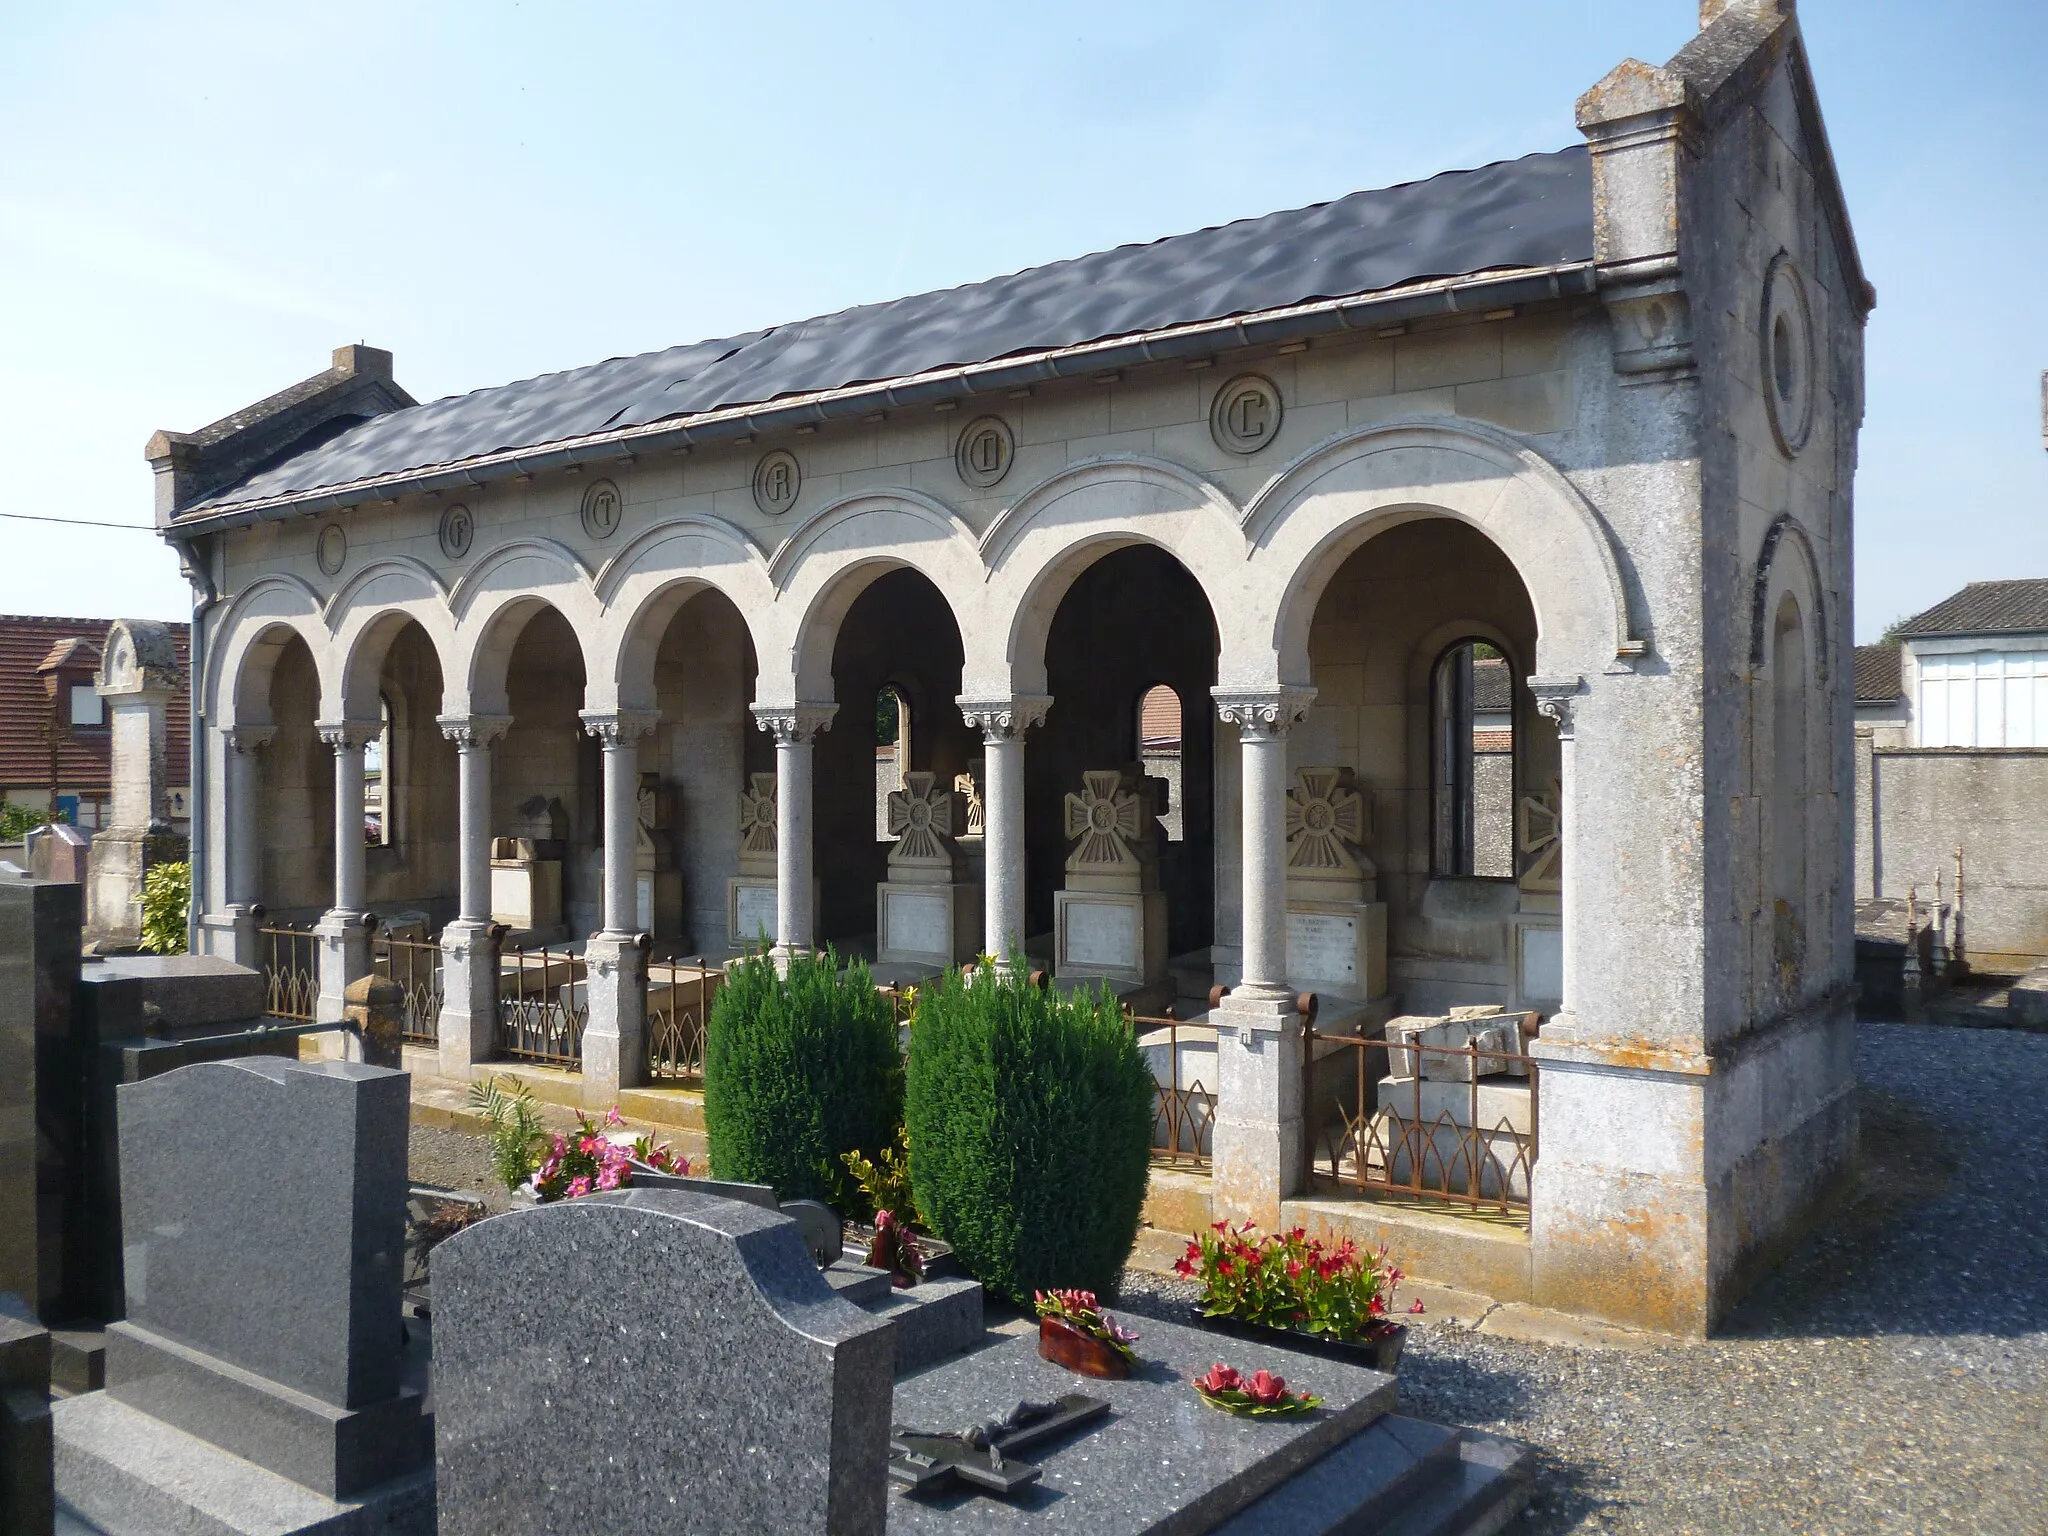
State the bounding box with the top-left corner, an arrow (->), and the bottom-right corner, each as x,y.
1852,643 -> 1902,704
190,147 -> 1592,513
1894,580 -> 2048,640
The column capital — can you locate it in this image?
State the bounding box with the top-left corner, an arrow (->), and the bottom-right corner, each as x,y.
1212,686 -> 1316,740
315,719 -> 381,752
223,725 -> 277,755
1528,676 -> 1584,740
750,702 -> 838,745
438,712 -> 513,748
579,709 -> 660,746
957,695 -> 1051,742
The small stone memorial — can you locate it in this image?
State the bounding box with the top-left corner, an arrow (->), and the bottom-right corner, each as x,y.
432,1187 -> 894,1536
83,619 -> 187,951
489,795 -> 567,937
1053,767 -> 1167,990
726,772 -> 816,950
876,772 -> 981,971
52,1056 -> 431,1532
1282,766 -> 1387,1006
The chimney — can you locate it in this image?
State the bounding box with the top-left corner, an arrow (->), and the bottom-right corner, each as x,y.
331,344 -> 395,381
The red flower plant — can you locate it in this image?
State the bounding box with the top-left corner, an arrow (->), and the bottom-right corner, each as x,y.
1034,1289 -> 1140,1365
1178,1222 -> 1404,1343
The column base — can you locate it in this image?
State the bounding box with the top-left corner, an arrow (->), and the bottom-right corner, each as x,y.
580,932 -> 647,1106
437,921 -> 501,1079
199,906 -> 261,968
1208,988 -> 1304,1231
314,912 -> 374,1026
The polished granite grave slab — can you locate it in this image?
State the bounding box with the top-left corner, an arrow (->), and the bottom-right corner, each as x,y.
886,1314 -> 1397,1534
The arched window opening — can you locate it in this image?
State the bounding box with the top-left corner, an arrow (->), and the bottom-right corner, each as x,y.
1432,639 -> 1515,877
874,685 -> 910,841
364,693 -> 395,847
1135,683 -> 1184,842
1770,594 -> 1808,922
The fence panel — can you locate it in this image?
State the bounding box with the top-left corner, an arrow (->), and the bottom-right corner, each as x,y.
495,945 -> 587,1068
258,922 -> 319,1024
374,933 -> 444,1046
1129,1012 -> 1214,1168
645,957 -> 719,1083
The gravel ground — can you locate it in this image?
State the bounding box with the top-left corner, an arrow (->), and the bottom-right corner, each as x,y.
1118,1022 -> 2048,1534
409,1123 -> 515,1212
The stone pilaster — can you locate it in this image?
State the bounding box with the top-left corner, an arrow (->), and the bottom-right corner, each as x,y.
580,711 -> 660,1101
436,715 -> 511,1078
750,704 -> 837,965
315,720 -> 380,1024
201,725 -> 274,967
1208,686 -> 1315,1229
958,695 -> 1050,967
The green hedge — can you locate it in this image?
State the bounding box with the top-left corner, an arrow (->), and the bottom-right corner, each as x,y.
703,948 -> 900,1208
905,967 -> 1155,1303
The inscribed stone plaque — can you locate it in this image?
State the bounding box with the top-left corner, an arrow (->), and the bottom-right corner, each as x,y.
885,889 -> 949,957
1065,901 -> 1137,970
1287,910 -> 1358,985
432,1189 -> 893,1536
734,882 -> 778,944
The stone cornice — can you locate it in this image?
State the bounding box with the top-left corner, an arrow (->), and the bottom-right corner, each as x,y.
957,695 -> 1052,741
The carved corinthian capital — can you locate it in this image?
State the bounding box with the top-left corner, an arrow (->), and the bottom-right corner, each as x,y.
956,695 -> 1052,742
315,719 -> 381,752
224,725 -> 276,755
1527,677 -> 1584,740
437,713 -> 512,749
1211,686 -> 1316,740
750,702 -> 838,745
579,710 -> 660,747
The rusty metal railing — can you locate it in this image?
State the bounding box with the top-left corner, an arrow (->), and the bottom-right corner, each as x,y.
374,932 -> 444,1046
1128,1009 -> 1214,1168
1301,1020 -> 1538,1222
495,944 -> 587,1068
257,917 -> 319,1024
646,955 -> 719,1082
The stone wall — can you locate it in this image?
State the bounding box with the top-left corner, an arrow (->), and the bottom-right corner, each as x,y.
652,590 -> 753,952
496,610 -> 596,935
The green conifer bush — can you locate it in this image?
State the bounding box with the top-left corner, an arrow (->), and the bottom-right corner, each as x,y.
704,948 -> 901,1207
905,965 -> 1155,1302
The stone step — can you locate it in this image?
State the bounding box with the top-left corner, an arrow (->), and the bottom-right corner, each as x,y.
1375,1429 -> 1536,1536
52,1393 -> 434,1536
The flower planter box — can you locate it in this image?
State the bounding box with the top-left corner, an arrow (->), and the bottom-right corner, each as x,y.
1187,1309 -> 1407,1374
1038,1316 -> 1133,1379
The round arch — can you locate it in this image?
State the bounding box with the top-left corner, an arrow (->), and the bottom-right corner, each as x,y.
1245,418 -> 1642,689
326,560 -> 458,723
589,515 -> 778,713
208,575 -> 328,728
446,539 -> 601,716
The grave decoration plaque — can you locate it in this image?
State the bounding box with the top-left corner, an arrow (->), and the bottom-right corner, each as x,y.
1053,767 -> 1168,988
877,772 -> 981,968
889,1394 -> 1110,1499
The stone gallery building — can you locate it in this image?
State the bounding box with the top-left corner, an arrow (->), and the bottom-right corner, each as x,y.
150,0 -> 1865,1333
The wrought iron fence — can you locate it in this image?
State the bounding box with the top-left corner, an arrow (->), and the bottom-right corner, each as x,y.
495,945 -> 587,1068
374,933 -> 444,1046
258,920 -> 319,1024
1301,1022 -> 1538,1221
646,957 -> 719,1082
1129,1010 -> 1215,1168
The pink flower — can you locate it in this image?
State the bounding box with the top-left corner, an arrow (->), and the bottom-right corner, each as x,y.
605,1105 -> 624,1127
1195,1363 -> 1240,1394
1408,1299 -> 1426,1314
1106,1317 -> 1139,1347
595,1164 -> 623,1191
566,1175 -> 593,1199
1244,1369 -> 1288,1407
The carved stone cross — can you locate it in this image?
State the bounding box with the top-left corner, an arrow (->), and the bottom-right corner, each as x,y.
738,773 -> 777,858
1285,767 -> 1371,877
1063,769 -> 1151,874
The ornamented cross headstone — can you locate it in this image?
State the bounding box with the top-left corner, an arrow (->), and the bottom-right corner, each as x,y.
886,772 -> 960,866
1283,766 -> 1386,1001
878,772 -> 980,966
1062,769 -> 1155,878
953,761 -> 985,837
737,772 -> 778,868
1055,768 -> 1166,987
729,773 -> 789,949
1285,767 -> 1373,885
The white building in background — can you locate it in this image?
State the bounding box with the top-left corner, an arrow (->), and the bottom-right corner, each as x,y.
149,1 -> 1867,1335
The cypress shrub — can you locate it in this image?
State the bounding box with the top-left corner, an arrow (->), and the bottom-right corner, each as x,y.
704,949 -> 901,1207
905,966 -> 1155,1303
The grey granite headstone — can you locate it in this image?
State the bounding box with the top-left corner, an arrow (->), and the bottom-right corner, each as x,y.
104,1057 -> 425,1497
433,1188 -> 895,1536
0,1293 -> 54,1536
0,877 -> 83,1322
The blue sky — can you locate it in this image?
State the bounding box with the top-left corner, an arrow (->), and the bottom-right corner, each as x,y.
1,0 -> 2042,641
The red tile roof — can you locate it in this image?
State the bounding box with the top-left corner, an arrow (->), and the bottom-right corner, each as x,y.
0,616 -> 191,796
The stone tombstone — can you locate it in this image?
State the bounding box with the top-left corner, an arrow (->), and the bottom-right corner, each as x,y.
635,770 -> 683,938
84,619 -> 186,950
106,1057 -> 425,1496
489,796 -> 567,937
343,972 -> 405,1068
433,1188 -> 894,1536
726,772 -> 814,951
0,877 -> 83,1323
876,771 -> 982,968
1053,766 -> 1167,987
24,824 -> 87,886
1283,766 -> 1387,1002
0,1293 -> 53,1536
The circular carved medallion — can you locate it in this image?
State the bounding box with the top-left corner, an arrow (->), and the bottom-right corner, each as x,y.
954,416 -> 1014,488
1761,253 -> 1814,457
1210,373 -> 1283,454
438,502 -> 475,559
316,522 -> 347,576
753,450 -> 801,516
580,479 -> 624,540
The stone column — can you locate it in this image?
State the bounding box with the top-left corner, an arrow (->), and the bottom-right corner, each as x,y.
315,720 -> 380,1025
200,726 -> 273,967
958,696 -> 1050,967
437,714 -> 511,1079
1529,683 -> 1580,1013
1208,686 -> 1315,1229
750,704 -> 837,965
579,710 -> 659,1105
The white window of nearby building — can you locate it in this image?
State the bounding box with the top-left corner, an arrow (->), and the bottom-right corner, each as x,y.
1917,650 -> 2048,747
69,684 -> 102,727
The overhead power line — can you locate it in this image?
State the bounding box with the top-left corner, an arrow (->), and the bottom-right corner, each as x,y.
0,511 -> 159,532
